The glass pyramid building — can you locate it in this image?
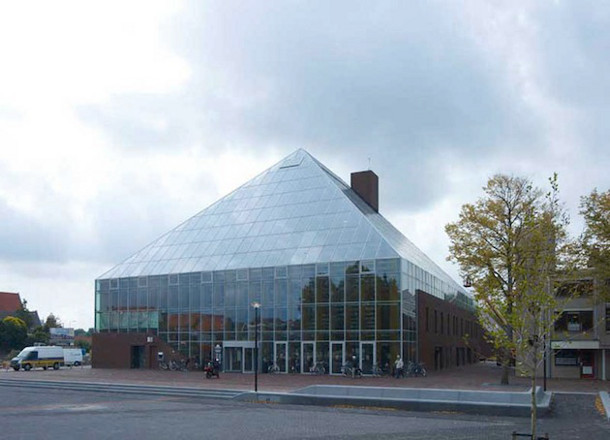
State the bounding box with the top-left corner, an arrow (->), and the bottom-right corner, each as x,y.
95,149 -> 471,374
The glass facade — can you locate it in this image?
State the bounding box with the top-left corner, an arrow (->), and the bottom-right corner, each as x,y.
95,149 -> 470,373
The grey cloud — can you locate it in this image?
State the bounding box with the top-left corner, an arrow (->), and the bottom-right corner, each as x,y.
531,2 -> 610,169
78,2 -> 541,213
76,1 -> 610,221
538,1 -> 610,110
0,198 -> 69,262
0,166 -> 218,268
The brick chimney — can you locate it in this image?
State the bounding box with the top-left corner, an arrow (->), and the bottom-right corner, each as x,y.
350,170 -> 379,212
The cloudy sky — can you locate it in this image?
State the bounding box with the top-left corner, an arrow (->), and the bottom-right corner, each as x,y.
1,1 -> 608,330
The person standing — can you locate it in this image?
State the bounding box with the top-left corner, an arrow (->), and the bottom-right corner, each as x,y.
394,355 -> 404,378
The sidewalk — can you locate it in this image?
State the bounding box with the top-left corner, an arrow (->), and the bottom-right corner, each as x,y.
2,361 -> 609,394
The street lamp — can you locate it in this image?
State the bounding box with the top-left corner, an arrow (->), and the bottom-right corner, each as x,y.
251,301 -> 261,393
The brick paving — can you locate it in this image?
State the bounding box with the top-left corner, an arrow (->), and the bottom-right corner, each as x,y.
2,361 -> 609,394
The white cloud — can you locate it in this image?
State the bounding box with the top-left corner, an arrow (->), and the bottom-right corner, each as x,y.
0,1 -> 609,329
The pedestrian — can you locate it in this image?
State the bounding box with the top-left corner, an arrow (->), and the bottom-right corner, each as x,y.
394,355 -> 404,378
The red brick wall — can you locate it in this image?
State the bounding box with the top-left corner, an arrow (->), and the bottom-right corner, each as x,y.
92,332 -> 164,369
417,290 -> 490,371
350,170 -> 379,212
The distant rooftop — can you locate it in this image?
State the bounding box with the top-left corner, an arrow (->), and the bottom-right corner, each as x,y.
0,291 -> 21,312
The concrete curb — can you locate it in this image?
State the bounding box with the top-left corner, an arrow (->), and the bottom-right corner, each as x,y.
234,385 -> 553,418
599,391 -> 610,421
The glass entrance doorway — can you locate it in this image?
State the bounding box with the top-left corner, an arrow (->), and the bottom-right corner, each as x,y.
274,342 -> 287,373
223,342 -> 255,373
360,342 -> 375,375
225,347 -> 243,372
244,348 -> 253,373
302,342 -> 314,373
331,342 -> 345,375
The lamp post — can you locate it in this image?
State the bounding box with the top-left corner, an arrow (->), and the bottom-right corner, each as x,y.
251,302 -> 261,393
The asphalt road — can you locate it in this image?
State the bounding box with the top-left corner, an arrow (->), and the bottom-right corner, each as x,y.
0,386 -> 608,439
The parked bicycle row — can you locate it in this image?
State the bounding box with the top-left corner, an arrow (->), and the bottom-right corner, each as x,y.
263,358 -> 426,378
158,354 -> 426,378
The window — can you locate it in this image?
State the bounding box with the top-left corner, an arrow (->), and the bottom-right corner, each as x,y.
434,310 -> 438,334
275,266 -> 287,279
236,269 -> 248,281
440,312 -> 444,334
201,271 -> 212,283
360,260 -> 374,273
555,311 -> 594,333
554,349 -> 578,366
556,280 -> 593,297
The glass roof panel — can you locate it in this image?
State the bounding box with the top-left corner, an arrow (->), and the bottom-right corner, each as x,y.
98,149 -> 463,295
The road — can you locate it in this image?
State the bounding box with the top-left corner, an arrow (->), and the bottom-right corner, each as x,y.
1,386 -> 608,439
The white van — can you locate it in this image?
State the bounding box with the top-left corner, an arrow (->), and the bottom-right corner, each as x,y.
63,348 -> 84,367
10,346 -> 64,371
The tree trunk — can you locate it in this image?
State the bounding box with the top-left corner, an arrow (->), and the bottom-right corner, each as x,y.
531,373 -> 537,440
503,296 -> 513,386
501,347 -> 510,385
530,346 -> 539,440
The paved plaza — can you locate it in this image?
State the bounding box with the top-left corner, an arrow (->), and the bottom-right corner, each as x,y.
2,362 -> 610,439
2,361 -> 609,395
0,385 -> 608,439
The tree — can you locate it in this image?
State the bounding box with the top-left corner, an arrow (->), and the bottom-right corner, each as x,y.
446,174 -> 575,439
13,298 -> 34,330
75,339 -> 91,353
0,316 -> 28,351
446,174 -> 543,384
27,326 -> 50,346
43,313 -> 63,332
580,188 -> 610,297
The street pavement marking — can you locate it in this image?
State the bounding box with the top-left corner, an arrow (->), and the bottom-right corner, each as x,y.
44,404 -> 108,412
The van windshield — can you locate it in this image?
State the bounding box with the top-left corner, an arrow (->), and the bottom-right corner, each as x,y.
17,349 -> 32,359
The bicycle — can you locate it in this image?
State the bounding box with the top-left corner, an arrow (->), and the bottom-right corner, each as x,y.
309,361 -> 325,375
158,360 -> 169,370
372,363 -> 390,377
268,363 -> 280,373
406,361 -> 427,377
341,362 -> 362,378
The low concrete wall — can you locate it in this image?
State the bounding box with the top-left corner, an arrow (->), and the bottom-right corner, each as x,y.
234,385 -> 552,418
599,392 -> 610,421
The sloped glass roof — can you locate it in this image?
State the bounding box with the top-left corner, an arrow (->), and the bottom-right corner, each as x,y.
99,149 -> 460,293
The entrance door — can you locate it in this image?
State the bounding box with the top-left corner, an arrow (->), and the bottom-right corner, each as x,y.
225,347 -> 243,372
274,342 -> 287,373
360,342 -> 374,375
581,350 -> 595,378
130,346 -> 144,369
331,342 -> 345,375
302,342 -> 314,373
244,348 -> 253,373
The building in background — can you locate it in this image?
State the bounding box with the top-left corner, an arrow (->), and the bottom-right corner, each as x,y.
0,291 -> 41,330
551,277 -> 610,380
93,150 -> 487,371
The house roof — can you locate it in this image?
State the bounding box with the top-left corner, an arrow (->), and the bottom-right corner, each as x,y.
0,291 -> 21,312
98,149 -> 465,294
